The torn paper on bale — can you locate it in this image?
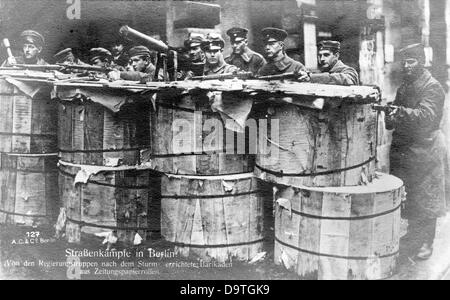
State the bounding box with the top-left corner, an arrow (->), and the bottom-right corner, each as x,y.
209,91 -> 253,133
55,87 -> 137,113
4,77 -> 45,98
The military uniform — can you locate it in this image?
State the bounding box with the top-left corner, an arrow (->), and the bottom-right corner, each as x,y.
202,33 -> 240,76
225,27 -> 266,75
179,34 -> 206,79
89,47 -> 112,66
118,46 -> 156,83
204,62 -> 239,76
386,44 -> 447,256
54,48 -> 86,65
257,27 -> 307,76
310,40 -> 359,85
310,59 -> 359,86
1,30 -> 48,66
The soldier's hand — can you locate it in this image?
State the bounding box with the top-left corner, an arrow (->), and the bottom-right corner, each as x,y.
297,70 -> 310,82
183,71 -> 195,81
108,70 -> 121,81
7,56 -> 17,66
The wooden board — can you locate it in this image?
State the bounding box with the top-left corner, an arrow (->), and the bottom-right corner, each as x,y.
55,79 -> 381,104
255,102 -> 377,187
0,79 -> 57,154
160,173 -> 264,263
142,92 -> 254,175
0,153 -> 58,226
274,173 -> 404,280
58,100 -> 150,166
59,163 -> 160,245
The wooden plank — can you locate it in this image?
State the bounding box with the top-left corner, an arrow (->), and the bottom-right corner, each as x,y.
72,104 -> 85,164
14,170 -> 46,226
81,173 -> 117,236
171,95 -> 196,174
58,103 -> 73,162
30,97 -> 57,153
59,165 -> 81,243
11,95 -> 32,153
84,103 -> 104,165
0,95 -> 13,152
318,193 -> 351,280
103,109 -> 123,164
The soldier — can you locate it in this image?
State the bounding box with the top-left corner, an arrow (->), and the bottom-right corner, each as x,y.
54,48 -> 86,65
108,45 -> 156,83
225,27 -> 266,75
308,40 -> 359,85
180,33 -> 206,78
110,37 -> 130,69
89,47 -> 113,67
385,43 -> 447,260
202,33 -> 239,76
2,30 -> 48,66
257,27 -> 307,77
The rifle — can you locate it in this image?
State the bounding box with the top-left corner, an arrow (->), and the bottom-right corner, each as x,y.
256,72 -> 299,81
190,72 -> 253,81
2,63 -> 113,74
372,103 -> 399,115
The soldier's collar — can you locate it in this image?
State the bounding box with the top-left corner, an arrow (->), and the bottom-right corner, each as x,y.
204,62 -> 227,73
240,48 -> 252,63
229,48 -> 252,63
272,54 -> 292,71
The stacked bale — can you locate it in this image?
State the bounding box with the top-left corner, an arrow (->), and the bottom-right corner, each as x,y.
143,91 -> 265,263
0,78 -> 58,227
254,88 -> 404,280
56,87 -> 156,244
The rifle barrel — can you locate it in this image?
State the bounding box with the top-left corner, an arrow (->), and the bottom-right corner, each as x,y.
256,72 -> 296,80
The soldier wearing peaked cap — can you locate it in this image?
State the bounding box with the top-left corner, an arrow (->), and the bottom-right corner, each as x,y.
307,40 -> 359,86
2,30 -> 48,66
54,48 -> 86,65
225,27 -> 266,75
89,47 -> 112,67
108,45 -> 157,83
385,43 -> 447,260
202,32 -> 239,76
179,33 -> 207,79
257,27 -> 307,77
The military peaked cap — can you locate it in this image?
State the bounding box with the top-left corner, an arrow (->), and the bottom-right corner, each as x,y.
20,30 -> 45,48
89,47 -> 112,63
318,40 -> 341,52
201,32 -> 225,51
184,33 -> 206,48
128,46 -> 151,58
399,43 -> 425,64
261,27 -> 288,43
226,27 -> 248,42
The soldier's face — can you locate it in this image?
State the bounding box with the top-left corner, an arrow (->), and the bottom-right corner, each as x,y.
92,58 -> 106,67
318,49 -> 338,71
205,49 -> 223,65
23,43 -> 41,60
112,44 -> 124,56
265,41 -> 282,59
130,55 -> 148,72
402,58 -> 421,77
189,45 -> 204,62
231,39 -> 247,54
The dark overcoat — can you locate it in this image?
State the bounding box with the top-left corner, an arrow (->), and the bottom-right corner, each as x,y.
386,68 -> 447,220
